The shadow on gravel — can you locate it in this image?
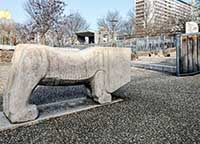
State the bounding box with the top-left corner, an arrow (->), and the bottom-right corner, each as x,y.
0,83 -> 130,112
0,85 -> 89,111
30,85 -> 88,105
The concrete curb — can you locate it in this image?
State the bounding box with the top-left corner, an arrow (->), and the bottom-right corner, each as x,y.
0,45 -> 15,51
0,98 -> 123,131
131,62 -> 176,74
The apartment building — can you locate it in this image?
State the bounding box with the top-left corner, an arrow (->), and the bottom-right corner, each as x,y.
135,0 -> 193,36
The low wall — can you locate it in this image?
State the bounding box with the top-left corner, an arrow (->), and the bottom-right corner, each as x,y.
0,45 -> 15,63
131,47 -> 176,61
0,50 -> 14,63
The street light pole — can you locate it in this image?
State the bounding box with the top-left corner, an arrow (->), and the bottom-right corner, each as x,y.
110,19 -> 118,47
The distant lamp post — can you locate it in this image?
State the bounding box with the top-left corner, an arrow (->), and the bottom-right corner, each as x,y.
110,19 -> 118,47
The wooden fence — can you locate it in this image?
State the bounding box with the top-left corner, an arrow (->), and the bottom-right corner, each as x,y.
176,33 -> 200,76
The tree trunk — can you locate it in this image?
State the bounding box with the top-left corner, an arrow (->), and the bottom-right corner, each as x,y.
40,33 -> 46,45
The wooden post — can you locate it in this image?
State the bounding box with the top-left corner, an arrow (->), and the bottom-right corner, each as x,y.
192,35 -> 198,72
188,36 -> 193,73
176,33 -> 200,76
176,34 -> 181,76
182,36 -> 188,73
198,35 -> 200,71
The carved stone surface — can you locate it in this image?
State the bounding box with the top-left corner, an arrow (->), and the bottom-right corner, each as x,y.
186,21 -> 199,34
3,44 -> 131,123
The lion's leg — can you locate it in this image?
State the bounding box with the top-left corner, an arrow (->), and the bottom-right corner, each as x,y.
4,49 -> 47,123
90,71 -> 112,104
84,83 -> 92,98
6,74 -> 41,123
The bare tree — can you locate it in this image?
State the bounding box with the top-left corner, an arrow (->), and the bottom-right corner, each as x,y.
97,10 -> 122,40
143,0 -> 156,36
24,0 -> 66,44
52,23 -> 66,47
14,22 -> 37,44
195,0 -> 200,14
63,12 -> 89,44
47,18 -> 66,47
171,11 -> 193,33
135,0 -> 156,37
45,12 -> 89,46
120,10 -> 135,36
150,14 -> 176,36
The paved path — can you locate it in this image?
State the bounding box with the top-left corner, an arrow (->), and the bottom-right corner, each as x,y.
0,67 -> 200,144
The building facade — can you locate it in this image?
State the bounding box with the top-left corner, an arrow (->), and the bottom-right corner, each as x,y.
135,0 -> 193,36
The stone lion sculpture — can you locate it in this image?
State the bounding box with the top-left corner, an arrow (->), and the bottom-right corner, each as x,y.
3,44 -> 131,123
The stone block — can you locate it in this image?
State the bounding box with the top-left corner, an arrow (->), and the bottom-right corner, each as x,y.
3,44 -> 131,123
186,21 -> 199,34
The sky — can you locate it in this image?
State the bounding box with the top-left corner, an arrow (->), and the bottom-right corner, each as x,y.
0,0 -> 133,30
0,0 -> 192,30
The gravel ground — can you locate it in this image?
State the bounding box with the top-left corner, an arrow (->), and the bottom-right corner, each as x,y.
0,67 -> 200,144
